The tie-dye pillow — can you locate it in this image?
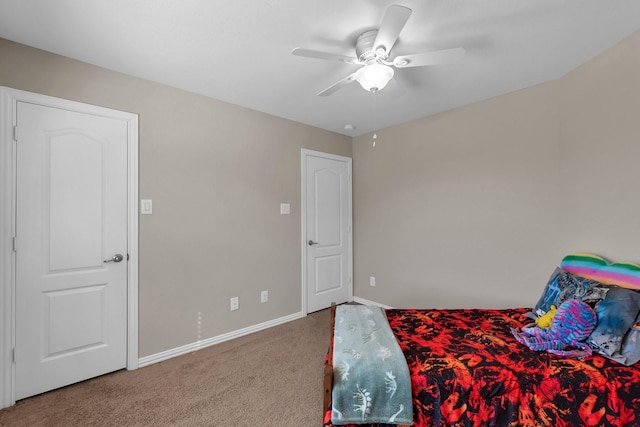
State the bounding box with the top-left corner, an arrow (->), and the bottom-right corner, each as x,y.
561,253 -> 640,290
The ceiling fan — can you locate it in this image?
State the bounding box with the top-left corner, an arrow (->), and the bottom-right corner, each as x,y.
292,4 -> 465,96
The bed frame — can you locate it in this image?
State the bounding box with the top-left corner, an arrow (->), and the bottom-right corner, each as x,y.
322,305 -> 336,415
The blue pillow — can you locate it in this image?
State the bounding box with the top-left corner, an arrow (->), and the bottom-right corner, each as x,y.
614,313 -> 640,366
588,287 -> 640,358
533,268 -> 608,316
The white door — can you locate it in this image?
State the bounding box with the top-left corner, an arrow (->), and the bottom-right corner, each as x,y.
14,101 -> 128,399
303,150 -> 352,313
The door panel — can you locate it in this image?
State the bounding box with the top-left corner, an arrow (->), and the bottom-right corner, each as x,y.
15,102 -> 128,400
316,168 -> 342,245
48,132 -> 104,269
305,153 -> 351,313
45,284 -> 107,356
316,255 -> 342,293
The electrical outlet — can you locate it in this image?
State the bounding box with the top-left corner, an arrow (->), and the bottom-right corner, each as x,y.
369,276 -> 376,287
261,290 -> 268,303
230,297 -> 239,311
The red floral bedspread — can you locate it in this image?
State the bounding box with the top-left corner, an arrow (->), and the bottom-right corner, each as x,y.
324,308 -> 640,427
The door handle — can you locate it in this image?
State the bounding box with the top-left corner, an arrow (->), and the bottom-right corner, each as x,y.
308,240 -> 318,246
104,254 -> 124,263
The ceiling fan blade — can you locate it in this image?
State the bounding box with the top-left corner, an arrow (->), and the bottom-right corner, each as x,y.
373,5 -> 412,54
317,72 -> 358,96
291,48 -> 359,64
393,47 -> 465,68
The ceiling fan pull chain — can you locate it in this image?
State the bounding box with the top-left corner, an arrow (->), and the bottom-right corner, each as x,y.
372,93 -> 378,147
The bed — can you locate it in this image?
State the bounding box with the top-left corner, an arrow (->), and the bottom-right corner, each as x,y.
323,254 -> 640,427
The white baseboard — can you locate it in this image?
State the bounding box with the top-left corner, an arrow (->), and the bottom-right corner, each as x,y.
138,311 -> 304,368
352,296 -> 395,309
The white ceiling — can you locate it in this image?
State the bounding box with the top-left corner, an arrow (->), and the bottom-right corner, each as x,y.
1,0 -> 639,136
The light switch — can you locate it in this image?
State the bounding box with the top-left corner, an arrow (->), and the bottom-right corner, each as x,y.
141,199 -> 153,215
280,203 -> 290,215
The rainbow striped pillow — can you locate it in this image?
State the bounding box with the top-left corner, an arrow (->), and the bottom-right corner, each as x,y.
560,253 -> 640,290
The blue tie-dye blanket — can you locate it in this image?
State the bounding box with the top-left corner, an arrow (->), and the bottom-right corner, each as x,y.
331,305 -> 412,425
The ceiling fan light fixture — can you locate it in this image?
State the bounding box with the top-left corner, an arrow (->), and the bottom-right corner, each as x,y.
354,63 -> 394,92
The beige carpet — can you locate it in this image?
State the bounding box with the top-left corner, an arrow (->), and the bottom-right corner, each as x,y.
0,308 -> 331,427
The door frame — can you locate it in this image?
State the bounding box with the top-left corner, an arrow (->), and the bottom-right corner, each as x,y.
0,87 -> 139,408
301,149 -> 353,315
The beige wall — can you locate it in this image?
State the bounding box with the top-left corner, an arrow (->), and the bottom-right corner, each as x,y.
558,32 -> 640,258
0,38 -> 351,357
353,31 -> 640,309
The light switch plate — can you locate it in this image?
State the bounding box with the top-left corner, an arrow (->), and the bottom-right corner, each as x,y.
141,199 -> 153,214
280,203 -> 290,215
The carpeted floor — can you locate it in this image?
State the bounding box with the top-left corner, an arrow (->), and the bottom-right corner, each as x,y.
0,308 -> 331,426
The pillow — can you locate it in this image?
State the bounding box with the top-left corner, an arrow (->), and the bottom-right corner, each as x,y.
532,267 -> 609,317
587,287 -> 640,359
532,256 -> 640,365
532,268 -> 561,316
614,312 -> 640,366
561,253 -> 640,290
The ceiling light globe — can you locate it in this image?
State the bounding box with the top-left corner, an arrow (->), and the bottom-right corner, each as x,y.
354,63 -> 394,93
